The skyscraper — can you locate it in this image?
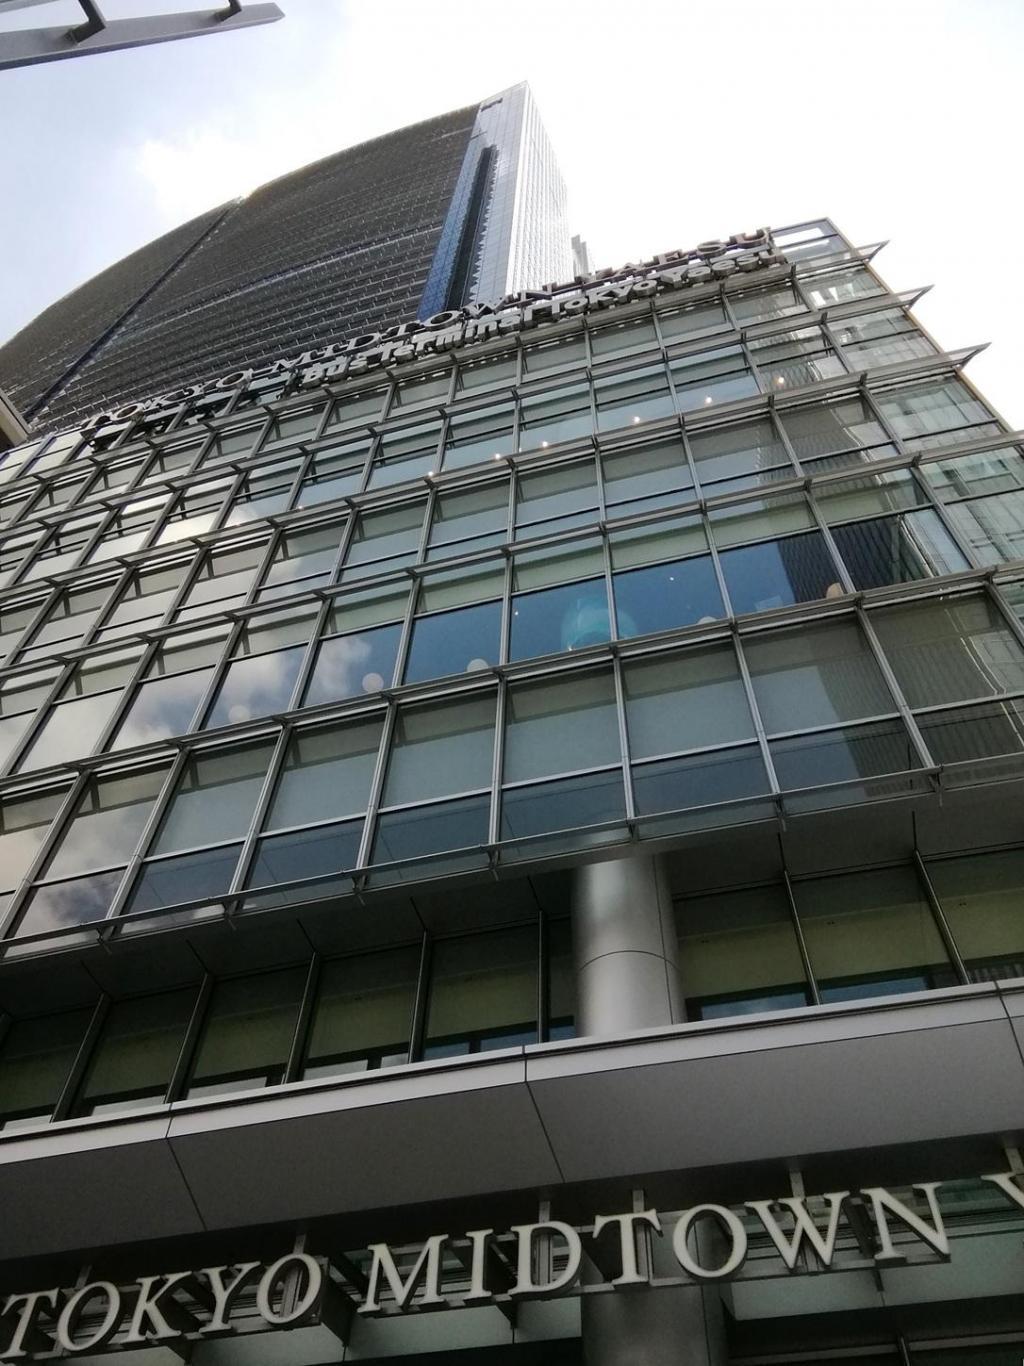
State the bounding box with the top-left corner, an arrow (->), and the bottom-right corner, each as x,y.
0,210 -> 1022,1365
0,83 -> 573,433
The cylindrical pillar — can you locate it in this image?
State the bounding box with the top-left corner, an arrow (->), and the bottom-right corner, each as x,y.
571,854 -> 727,1366
572,853 -> 681,1036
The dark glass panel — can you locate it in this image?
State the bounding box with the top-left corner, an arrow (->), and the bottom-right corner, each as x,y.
718,532 -> 841,615
613,555 -> 723,638
404,601 -> 501,684
509,578 -> 609,661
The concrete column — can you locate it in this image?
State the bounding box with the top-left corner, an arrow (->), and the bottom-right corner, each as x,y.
571,854 -> 727,1366
572,853 -> 681,1036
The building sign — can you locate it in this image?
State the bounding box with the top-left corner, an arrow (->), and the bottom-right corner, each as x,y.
2,1173 -> 1022,1354
79,229 -> 785,442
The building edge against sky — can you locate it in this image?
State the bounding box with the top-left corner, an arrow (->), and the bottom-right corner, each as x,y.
0,94 -> 1020,1366
0,82 -> 574,435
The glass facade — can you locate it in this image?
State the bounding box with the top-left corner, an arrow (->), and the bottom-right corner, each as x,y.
0,217 -> 1022,1364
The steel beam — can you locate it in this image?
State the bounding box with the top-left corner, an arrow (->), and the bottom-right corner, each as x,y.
0,2 -> 282,70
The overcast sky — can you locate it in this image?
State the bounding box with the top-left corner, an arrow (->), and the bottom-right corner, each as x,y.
2,0 -> 1022,423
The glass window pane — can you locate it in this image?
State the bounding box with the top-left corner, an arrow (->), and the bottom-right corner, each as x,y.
73,988 -> 196,1115
510,578 -> 609,661
871,596 -> 1024,706
19,690 -> 123,772
15,868 -> 126,938
111,669 -> 213,750
404,601 -> 501,684
602,438 -> 693,519
781,397 -> 889,462
425,928 -> 538,1056
305,947 -> 420,1076
443,403 -> 515,470
373,795 -> 490,866
710,494 -> 815,548
632,745 -> 769,816
0,789 -> 67,895
919,448 -> 1024,502
504,671 -> 619,783
831,511 -> 967,589
246,820 -> 363,896
614,555 -> 723,637
624,647 -> 753,757
770,719 -> 917,790
152,742 -> 273,854
689,419 -> 791,491
501,770 -> 625,842
186,968 -> 306,1097
944,491 -> 1024,566
0,1009 -> 92,1125
44,768 -> 167,880
204,645 -> 305,729
928,851 -> 1024,981
264,720 -> 383,830
128,845 -> 242,914
744,621 -> 894,731
876,380 -> 998,448
719,532 -> 842,615
916,698 -> 1024,765
794,867 -> 954,1002
383,696 -> 495,805
516,461 -> 598,536
304,622 -> 401,705
427,482 -> 509,557
677,886 -> 808,1020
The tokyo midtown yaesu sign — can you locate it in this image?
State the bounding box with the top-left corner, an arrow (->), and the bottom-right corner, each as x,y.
2,1173 -> 1024,1355
79,229 -> 785,443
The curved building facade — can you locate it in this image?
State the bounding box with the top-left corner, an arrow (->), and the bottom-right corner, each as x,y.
0,83 -> 573,434
0,219 -> 1019,1365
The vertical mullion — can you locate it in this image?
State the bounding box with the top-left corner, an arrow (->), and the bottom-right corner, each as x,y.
52,994 -> 109,1123
912,850 -> 969,987
284,952 -> 321,1083
536,909 -> 549,1044
781,869 -> 821,1007
803,485 -> 857,596
611,651 -> 637,824
166,975 -> 213,1104
408,931 -> 431,1063
855,603 -> 936,771
287,596 -> 332,711
732,630 -> 782,797
354,701 -> 398,871
227,722 -> 293,898
487,674 -> 506,850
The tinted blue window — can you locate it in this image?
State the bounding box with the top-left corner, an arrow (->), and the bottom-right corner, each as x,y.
718,532 -> 839,615
404,601 -> 501,684
509,578 -> 609,661
613,555 -> 723,638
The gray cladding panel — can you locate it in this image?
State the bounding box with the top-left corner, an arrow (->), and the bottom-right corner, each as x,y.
0,1116 -> 202,1256
527,999 -> 1024,1182
166,1055 -> 561,1226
